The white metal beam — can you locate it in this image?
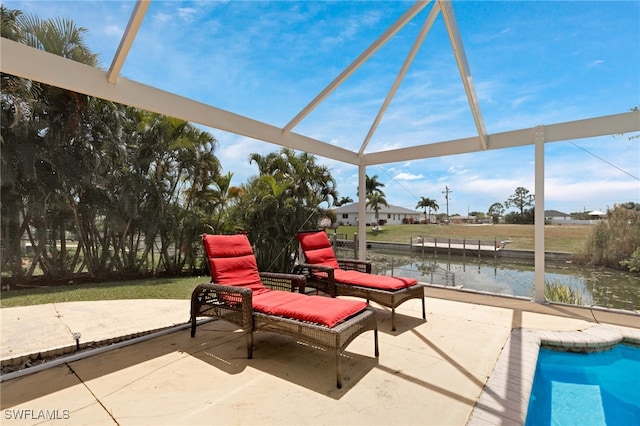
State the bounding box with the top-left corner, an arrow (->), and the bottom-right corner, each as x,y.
107,0 -> 151,84
364,111 -> 640,165
358,2 -> 441,156
358,159 -> 367,260
534,126 -> 546,303
0,38 -> 359,165
439,0 -> 488,150
282,0 -> 431,134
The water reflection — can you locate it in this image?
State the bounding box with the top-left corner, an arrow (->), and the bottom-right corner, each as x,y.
371,251 -> 639,312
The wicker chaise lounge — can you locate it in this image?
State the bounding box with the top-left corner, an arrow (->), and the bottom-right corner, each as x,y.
294,230 -> 426,331
190,233 -> 379,388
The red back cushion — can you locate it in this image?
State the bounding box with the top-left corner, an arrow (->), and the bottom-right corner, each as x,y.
296,231 -> 340,269
202,234 -> 266,293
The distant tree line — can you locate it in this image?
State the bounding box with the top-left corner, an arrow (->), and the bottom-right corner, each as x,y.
486,186 -> 535,224
425,183 -> 638,271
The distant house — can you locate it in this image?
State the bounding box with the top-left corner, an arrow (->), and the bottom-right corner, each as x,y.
449,215 -> 477,224
333,202 -> 420,226
588,210 -> 607,220
545,210 -> 571,223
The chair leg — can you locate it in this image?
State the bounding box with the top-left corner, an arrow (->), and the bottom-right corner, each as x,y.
391,308 -> 396,331
374,327 -> 379,357
190,313 -> 197,337
422,297 -> 426,320
336,350 -> 343,389
247,331 -> 253,359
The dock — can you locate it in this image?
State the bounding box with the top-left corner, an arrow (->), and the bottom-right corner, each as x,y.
331,234 -> 572,262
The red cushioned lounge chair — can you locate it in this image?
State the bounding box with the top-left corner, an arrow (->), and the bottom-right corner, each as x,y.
191,233 -> 379,388
294,230 -> 426,331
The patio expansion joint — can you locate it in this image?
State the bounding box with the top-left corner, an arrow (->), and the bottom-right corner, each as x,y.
466,324 -> 639,425
65,362 -> 119,425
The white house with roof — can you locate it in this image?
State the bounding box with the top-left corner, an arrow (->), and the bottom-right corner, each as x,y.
333,202 -> 420,226
545,209 -> 571,223
588,210 -> 607,220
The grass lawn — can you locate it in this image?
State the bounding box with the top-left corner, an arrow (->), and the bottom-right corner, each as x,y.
0,276 -> 205,308
333,223 -> 592,253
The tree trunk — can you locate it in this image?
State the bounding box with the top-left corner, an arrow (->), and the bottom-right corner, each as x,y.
0,188 -> 24,281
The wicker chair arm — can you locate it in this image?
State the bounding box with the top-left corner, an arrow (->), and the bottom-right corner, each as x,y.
190,283 -> 253,334
259,272 -> 306,294
191,282 -> 253,309
294,263 -> 335,280
337,259 -> 372,274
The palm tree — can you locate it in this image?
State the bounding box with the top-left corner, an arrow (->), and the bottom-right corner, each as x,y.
1,10 -> 99,279
251,148 -> 339,209
1,7 -> 29,279
365,174 -> 386,197
242,148 -> 338,271
208,171 -> 244,233
2,8 -> 232,282
336,196 -> 354,207
366,192 -> 389,227
415,197 -> 439,223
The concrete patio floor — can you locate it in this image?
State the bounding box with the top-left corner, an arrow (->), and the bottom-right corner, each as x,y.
1,287 -> 638,425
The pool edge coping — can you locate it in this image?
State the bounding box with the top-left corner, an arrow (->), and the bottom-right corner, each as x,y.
466,324 -> 640,425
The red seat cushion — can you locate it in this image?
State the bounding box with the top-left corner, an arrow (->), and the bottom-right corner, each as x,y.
203,234 -> 268,294
297,231 -> 340,269
333,269 -> 418,291
252,291 -> 367,328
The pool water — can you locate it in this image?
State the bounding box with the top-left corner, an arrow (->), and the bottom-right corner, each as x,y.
526,344 -> 640,425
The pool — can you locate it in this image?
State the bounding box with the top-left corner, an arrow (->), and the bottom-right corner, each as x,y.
525,344 -> 640,425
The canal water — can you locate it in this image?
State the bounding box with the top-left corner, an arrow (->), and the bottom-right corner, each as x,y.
364,250 -> 640,313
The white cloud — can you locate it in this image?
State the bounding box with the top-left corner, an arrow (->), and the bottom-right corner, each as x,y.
587,59 -> 605,69
394,172 -> 424,181
213,132 -> 271,185
104,24 -> 123,37
178,7 -> 198,22
448,165 -> 469,175
152,12 -> 172,25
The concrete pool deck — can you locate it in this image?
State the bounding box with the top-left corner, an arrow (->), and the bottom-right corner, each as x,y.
1,287 -> 638,425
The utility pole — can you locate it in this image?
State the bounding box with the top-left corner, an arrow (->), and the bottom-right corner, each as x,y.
442,186 -> 452,222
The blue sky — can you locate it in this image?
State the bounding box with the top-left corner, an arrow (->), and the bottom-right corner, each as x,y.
5,1 -> 640,215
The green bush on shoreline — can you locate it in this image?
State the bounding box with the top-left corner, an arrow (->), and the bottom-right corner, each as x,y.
576,205 -> 640,271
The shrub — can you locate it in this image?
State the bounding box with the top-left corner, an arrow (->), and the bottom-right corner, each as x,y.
576,205 -> 640,270
620,247 -> 640,272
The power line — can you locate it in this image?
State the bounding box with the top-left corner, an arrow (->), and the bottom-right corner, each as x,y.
568,141 -> 640,181
378,168 -> 422,201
